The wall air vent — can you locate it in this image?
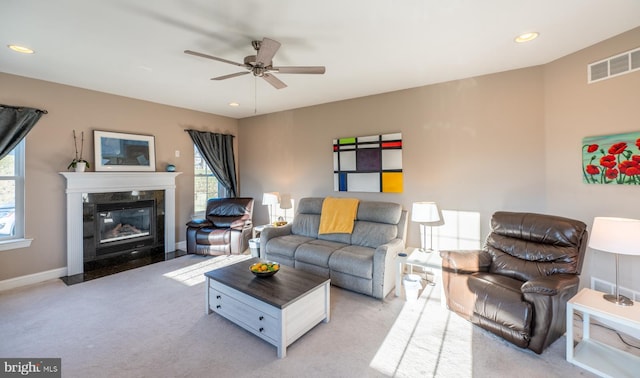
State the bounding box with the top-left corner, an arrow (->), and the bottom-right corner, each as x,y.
588,47 -> 640,83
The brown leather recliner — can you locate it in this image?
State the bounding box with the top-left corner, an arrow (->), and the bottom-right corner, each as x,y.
440,211 -> 587,354
186,197 -> 254,256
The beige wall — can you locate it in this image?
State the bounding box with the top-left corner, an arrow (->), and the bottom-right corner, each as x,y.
239,26 -> 640,293
544,27 -> 640,291
239,67 -> 546,246
0,73 -> 238,281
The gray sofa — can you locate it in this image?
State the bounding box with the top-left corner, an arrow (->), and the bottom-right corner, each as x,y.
261,197 -> 408,299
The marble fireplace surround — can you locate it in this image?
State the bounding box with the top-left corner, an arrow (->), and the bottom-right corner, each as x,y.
60,172 -> 181,276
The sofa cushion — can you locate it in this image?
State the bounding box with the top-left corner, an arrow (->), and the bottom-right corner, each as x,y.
356,201 -> 402,224
351,221 -> 398,248
296,197 -> 324,214
265,234 -> 314,259
291,214 -> 321,239
328,245 -> 375,279
296,239 -> 346,267
318,231 -> 351,244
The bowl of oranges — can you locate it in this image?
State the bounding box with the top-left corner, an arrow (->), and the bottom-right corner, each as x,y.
250,261 -> 280,277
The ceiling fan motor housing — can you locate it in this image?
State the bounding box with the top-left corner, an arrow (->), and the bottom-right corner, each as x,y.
244,55 -> 272,77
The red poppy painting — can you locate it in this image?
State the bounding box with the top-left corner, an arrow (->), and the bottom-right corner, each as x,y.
582,131 -> 640,185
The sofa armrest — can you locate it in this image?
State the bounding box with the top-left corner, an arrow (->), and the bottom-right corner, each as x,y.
186,219 -> 213,229
440,249 -> 491,274
260,224 -> 293,247
521,274 -> 579,296
372,238 -> 405,299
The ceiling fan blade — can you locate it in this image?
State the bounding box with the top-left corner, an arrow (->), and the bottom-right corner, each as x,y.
211,71 -> 250,81
256,38 -> 281,66
273,66 -> 326,74
184,50 -> 246,67
262,73 -> 287,89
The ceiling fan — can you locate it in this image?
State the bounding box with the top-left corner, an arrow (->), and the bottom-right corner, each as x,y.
184,38 -> 326,89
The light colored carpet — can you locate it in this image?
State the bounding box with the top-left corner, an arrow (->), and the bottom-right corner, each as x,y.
0,254 -> 632,377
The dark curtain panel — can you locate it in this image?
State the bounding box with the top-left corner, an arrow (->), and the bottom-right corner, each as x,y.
0,105 -> 47,160
187,130 -> 238,197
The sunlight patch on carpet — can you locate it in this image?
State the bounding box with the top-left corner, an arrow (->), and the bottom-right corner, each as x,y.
370,283 -> 473,377
163,254 -> 252,286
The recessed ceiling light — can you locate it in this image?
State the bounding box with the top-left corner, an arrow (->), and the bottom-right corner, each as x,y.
515,32 -> 539,43
8,44 -> 34,54
229,102 -> 240,107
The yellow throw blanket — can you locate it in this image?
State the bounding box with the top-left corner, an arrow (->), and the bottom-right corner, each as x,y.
318,197 -> 360,234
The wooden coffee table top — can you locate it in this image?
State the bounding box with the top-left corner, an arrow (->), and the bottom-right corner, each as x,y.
204,257 -> 330,309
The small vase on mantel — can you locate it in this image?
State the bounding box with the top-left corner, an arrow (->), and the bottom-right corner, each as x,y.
75,161 -> 86,172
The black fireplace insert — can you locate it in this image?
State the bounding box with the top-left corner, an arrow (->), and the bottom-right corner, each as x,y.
96,200 -> 155,256
82,191 -> 165,271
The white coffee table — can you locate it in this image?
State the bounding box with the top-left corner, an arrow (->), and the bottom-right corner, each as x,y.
205,258 -> 330,358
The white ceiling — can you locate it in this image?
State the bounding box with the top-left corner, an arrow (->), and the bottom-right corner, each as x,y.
2,1 -> 640,119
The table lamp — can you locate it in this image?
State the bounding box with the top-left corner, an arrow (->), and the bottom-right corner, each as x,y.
279,193 -> 292,221
262,192 -> 280,224
588,216 -> 640,306
411,202 -> 444,253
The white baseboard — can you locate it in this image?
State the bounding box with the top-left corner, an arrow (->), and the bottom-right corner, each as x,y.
175,240 -> 186,251
0,267 -> 67,292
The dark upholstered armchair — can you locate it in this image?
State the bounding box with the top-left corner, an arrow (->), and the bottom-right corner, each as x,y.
186,197 -> 254,256
440,211 -> 588,354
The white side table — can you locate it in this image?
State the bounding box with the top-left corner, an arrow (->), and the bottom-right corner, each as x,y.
395,247 -> 442,299
252,224 -> 271,239
566,288 -> 640,377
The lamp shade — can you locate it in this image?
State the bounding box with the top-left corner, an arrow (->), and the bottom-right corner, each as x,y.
262,192 -> 280,205
279,193 -> 293,209
411,202 -> 444,226
589,217 -> 640,255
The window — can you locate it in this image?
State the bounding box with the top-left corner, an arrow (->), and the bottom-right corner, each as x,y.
0,140 -> 24,241
194,145 -> 226,214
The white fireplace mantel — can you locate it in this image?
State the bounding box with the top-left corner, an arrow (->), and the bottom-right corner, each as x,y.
60,172 -> 181,276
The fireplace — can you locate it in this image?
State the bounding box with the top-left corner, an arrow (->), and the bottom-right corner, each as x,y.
82,191 -> 164,271
61,172 -> 180,276
97,201 -> 154,250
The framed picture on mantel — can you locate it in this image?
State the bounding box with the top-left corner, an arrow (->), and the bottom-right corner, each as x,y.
94,131 -> 156,172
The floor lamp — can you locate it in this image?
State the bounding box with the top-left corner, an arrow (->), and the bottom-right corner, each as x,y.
588,216 -> 640,306
262,192 -> 279,224
411,202 -> 444,253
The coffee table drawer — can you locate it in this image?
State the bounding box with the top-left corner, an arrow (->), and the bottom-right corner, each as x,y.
209,285 -> 279,341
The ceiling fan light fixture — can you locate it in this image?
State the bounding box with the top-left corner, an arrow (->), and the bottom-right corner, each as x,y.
515,32 -> 539,43
8,44 -> 34,54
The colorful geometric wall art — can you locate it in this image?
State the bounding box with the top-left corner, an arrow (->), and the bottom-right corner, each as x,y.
333,133 -> 403,192
582,131 -> 640,185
